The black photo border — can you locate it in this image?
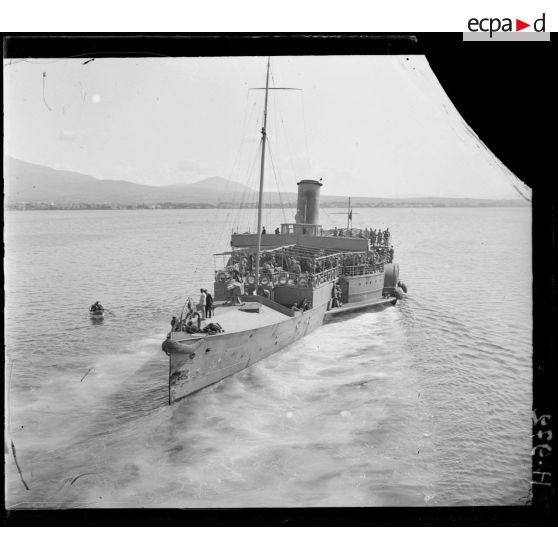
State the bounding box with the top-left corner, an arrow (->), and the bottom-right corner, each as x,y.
2,32 -> 555,526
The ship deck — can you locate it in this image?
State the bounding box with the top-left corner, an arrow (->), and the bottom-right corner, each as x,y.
176,302 -> 292,338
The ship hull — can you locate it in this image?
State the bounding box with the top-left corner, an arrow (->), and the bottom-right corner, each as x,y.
168,301 -> 329,404
167,266 -> 400,404
339,270 -> 385,304
323,296 -> 396,322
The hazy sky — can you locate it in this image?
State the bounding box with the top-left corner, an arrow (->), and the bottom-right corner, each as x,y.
4,55 -> 529,198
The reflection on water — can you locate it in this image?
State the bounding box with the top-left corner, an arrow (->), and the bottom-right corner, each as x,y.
5,207 -> 532,508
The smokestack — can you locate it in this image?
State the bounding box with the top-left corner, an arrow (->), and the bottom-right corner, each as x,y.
295,179 -> 322,225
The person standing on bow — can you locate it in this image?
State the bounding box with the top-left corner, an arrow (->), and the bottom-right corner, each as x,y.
198,288 -> 207,320
205,289 -> 214,318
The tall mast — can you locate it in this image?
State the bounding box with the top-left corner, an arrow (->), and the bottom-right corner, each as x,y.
346,197 -> 351,231
254,56 -> 271,288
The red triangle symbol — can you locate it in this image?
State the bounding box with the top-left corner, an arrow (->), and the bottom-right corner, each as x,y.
516,19 -> 530,31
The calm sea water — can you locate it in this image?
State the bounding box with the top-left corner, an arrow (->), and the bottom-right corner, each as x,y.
4,206 -> 532,508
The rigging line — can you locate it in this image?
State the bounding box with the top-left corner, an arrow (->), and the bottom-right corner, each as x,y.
271,71 -> 301,191
251,140 -> 266,234
179,94 -> 256,304
270,70 -> 308,203
241,179 -> 257,232
242,144 -> 262,205
240,159 -> 256,205
207,180 -> 251,282
269,71 -> 290,185
321,209 -> 337,228
226,97 -> 258,202
267,140 -> 288,225
299,90 -> 312,169
266,72 -> 289,225
270,74 -> 280,167
214,93 -> 258,250
250,163 -> 261,233
227,94 -> 255,183
231,101 -> 260,215
234,109 -> 261,235
268,81 -> 284,224
269,70 -> 291,176
230,97 -> 265,235
238,145 -> 261,233
242,110 -> 262,234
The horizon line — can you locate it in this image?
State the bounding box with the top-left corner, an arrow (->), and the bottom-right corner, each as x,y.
6,155 -> 526,201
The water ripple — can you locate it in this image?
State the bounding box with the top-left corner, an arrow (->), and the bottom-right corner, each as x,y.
5,207 -> 532,508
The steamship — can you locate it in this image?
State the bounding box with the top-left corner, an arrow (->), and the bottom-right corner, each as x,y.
163,58 -> 404,405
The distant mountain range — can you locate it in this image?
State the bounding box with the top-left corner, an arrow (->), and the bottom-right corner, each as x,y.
4,157 -> 253,206
4,157 -> 529,209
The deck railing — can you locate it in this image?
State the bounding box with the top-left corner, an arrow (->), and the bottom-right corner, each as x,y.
216,258 -> 389,289
215,265 -> 342,289
341,263 -> 385,276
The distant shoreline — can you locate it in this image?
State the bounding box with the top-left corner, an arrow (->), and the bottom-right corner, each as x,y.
6,157 -> 531,210
6,201 -> 530,211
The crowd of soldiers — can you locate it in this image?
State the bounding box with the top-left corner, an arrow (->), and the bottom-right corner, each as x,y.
222,242 -> 393,287
332,226 -> 391,246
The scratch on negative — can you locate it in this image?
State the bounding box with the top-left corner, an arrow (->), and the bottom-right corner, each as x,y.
42,72 -> 53,112
81,367 -> 95,382
11,441 -> 30,491
70,472 -> 99,486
